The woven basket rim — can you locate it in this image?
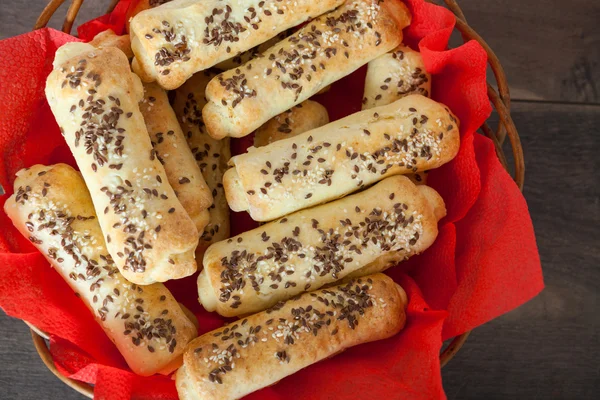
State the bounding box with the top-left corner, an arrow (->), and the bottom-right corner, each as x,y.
26,0 -> 525,398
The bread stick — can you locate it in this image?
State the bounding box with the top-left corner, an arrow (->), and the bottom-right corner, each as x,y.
362,45 -> 431,110
86,29 -> 214,215
224,94 -> 459,221
203,0 -> 411,139
140,82 -> 213,232
45,43 -> 199,284
177,273 -> 406,400
172,71 -> 232,260
200,175 -> 443,317
130,0 -> 345,89
4,164 -> 198,376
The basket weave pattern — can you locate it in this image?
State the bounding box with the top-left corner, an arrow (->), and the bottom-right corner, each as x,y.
29,0 -> 525,397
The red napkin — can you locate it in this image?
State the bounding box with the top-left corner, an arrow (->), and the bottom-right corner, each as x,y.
0,1 -> 543,399
77,0 -> 132,40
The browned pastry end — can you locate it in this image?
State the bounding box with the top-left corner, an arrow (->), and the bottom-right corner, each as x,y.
89,29 -> 134,59
348,185 -> 446,278
125,1 -> 174,33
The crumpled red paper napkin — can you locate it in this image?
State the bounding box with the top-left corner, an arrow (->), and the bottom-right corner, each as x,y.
77,0 -> 131,40
0,1 -> 543,399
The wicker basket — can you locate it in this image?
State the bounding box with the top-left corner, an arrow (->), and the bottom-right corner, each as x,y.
29,0 -> 525,397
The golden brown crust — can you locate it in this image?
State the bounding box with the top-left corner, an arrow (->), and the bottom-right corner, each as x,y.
89,30 -> 134,59
130,0 -> 346,89
172,71 -> 232,262
361,45 -> 432,186
178,274 -> 406,400
203,0 -> 411,139
221,168 -> 247,213
45,43 -> 199,285
362,45 -> 431,110
215,30 -> 289,71
140,82 -> 213,232
417,185 -> 447,221
348,185 -> 446,278
4,164 -> 198,376
224,94 -> 460,222
200,175 -> 443,317
253,100 -> 329,148
125,1 -> 174,33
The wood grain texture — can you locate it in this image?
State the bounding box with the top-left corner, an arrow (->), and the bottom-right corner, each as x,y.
0,0 -> 599,399
448,0 -> 600,103
443,102 -> 600,399
0,316 -> 82,400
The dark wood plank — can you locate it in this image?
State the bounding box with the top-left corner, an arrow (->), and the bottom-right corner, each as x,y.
0,315 -> 82,400
449,0 -> 600,103
443,101 -> 600,398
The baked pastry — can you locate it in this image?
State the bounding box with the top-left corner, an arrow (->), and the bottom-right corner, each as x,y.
199,175 -> 444,317
87,31 -> 214,219
4,164 -> 198,376
130,0 -> 345,89
361,46 -> 432,185
224,94 -> 460,222
203,0 -> 412,139
125,0 -> 173,33
45,43 -> 199,285
89,29 -> 134,59
350,185 -> 445,279
88,28 -> 215,224
177,273 -> 407,400
86,25 -> 214,223
362,45 -> 431,109
172,71 -> 232,259
140,82 -> 213,232
127,3 -> 288,69
215,31 -> 289,71
253,100 -> 329,148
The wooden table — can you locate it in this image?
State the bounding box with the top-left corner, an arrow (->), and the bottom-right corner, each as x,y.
1,1 -> 598,398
